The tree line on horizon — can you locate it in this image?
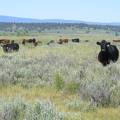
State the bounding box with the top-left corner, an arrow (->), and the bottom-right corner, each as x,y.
0,22 -> 120,36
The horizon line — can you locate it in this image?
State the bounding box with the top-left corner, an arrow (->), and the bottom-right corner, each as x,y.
0,14 -> 120,24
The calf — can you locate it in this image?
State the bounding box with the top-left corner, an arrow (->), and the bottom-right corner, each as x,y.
97,40 -> 119,66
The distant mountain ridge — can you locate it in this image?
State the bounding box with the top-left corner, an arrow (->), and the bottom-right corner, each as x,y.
0,15 -> 120,26
0,15 -> 85,23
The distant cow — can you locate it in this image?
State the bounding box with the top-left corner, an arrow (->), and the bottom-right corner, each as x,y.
0,39 -> 10,44
84,40 -> 89,42
113,40 -> 120,42
97,40 -> 119,66
47,40 -> 54,45
22,38 -> 36,45
72,38 -> 79,43
2,41 -> 19,53
57,39 -> 68,44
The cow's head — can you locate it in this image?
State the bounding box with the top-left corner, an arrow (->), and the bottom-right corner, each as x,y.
97,40 -> 110,52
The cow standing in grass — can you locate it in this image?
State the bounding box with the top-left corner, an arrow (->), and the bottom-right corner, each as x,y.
22,38 -> 36,45
1,40 -> 19,53
57,39 -> 68,44
0,39 -> 10,44
113,40 -> 120,42
97,40 -> 119,66
72,38 -> 79,43
47,40 -> 54,45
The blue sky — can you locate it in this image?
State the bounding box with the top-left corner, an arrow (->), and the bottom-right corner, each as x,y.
0,0 -> 119,22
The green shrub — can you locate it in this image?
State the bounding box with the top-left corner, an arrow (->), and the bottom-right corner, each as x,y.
65,81 -> 79,94
54,73 -> 65,91
25,100 -> 64,120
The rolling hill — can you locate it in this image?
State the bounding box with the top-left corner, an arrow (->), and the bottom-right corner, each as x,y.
0,15 -> 120,26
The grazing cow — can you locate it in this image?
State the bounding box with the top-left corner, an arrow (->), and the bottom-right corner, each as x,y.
2,41 -> 19,53
22,38 -> 36,45
113,40 -> 120,42
72,38 -> 79,43
47,40 -> 54,45
84,40 -> 89,42
97,40 -> 119,66
57,39 -> 68,44
0,39 -> 10,44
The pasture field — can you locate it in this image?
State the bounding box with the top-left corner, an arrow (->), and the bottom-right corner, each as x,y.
0,32 -> 120,120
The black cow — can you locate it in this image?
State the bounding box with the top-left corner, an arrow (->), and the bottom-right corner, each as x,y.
72,38 -> 79,43
97,40 -> 119,66
2,41 -> 19,53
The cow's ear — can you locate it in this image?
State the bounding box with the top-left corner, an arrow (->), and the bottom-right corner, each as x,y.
96,42 -> 100,45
